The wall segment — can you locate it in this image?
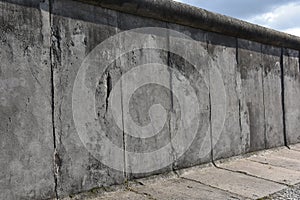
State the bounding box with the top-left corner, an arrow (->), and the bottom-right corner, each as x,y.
0,0 -> 300,199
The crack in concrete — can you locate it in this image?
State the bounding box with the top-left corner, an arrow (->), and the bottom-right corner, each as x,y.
115,13 -> 128,182
180,177 -> 243,199
214,165 -> 290,187
208,81 -> 215,164
238,99 -> 243,140
53,149 -> 60,199
126,187 -> 157,200
120,71 -> 128,182
261,45 -> 267,150
236,38 -> 244,152
246,158 -> 287,173
166,30 -> 180,177
48,0 -> 59,198
280,48 -> 289,148
298,50 -> 300,73
206,40 -> 217,167
105,72 -> 112,112
290,149 -> 300,153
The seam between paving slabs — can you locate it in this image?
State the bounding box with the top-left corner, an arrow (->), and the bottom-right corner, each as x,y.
290,149 -> 300,153
180,177 -> 245,199
215,165 -> 290,187
126,187 -> 157,200
248,158 -> 290,170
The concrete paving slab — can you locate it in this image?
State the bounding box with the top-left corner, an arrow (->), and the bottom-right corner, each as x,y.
134,178 -> 245,200
219,159 -> 300,185
268,183 -> 300,200
290,143 -> 300,151
63,190 -> 149,200
181,167 -> 286,199
248,154 -> 300,172
62,147 -> 300,200
90,190 -> 149,200
270,149 -> 300,160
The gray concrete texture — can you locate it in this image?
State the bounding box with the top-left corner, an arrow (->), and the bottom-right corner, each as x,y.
283,49 -> 300,145
62,146 -> 300,200
0,0 -> 55,199
76,0 -> 300,50
0,0 -> 300,199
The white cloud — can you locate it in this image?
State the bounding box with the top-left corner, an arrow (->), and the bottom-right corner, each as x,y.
247,2 -> 300,36
172,0 -> 300,37
172,0 -> 298,19
283,28 -> 300,36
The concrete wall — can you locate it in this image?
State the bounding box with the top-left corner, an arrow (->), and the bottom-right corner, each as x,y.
0,0 -> 299,199
0,1 -> 54,199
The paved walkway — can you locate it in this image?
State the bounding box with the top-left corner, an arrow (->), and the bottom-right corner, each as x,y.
66,144 -> 300,200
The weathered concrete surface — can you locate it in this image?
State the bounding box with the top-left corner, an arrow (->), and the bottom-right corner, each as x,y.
261,45 -> 284,148
290,143 -> 300,151
236,40 -> 285,154
268,183 -> 300,200
167,23 -> 211,169
134,178 -> 245,200
62,147 -> 300,200
0,1 -> 55,199
238,39 -> 264,152
269,148 -> 300,160
208,34 -> 246,160
283,49 -> 300,145
115,12 -> 173,179
64,190 -> 149,200
94,191 -> 148,200
75,0 -> 300,50
2,0 -> 300,199
220,159 -> 300,185
182,167 -> 286,199
51,0 -> 124,197
248,153 -> 300,172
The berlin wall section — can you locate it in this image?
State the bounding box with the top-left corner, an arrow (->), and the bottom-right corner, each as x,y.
48,2 -> 295,197
50,0 -> 125,197
0,0 -> 55,199
0,0 -> 299,199
283,49 -> 300,145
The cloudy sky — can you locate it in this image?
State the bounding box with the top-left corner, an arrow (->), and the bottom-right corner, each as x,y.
173,0 -> 300,37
